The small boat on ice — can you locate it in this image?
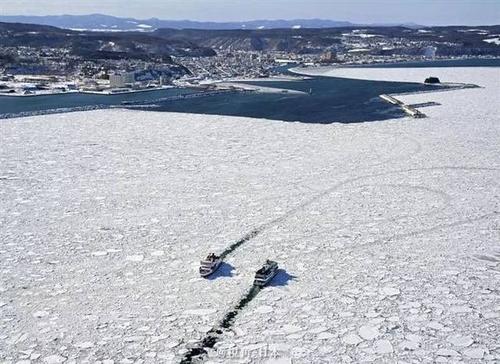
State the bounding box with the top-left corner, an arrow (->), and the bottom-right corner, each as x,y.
253,260 -> 279,287
199,253 -> 222,277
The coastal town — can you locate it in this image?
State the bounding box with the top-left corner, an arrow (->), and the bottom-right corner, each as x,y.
1,23 -> 499,96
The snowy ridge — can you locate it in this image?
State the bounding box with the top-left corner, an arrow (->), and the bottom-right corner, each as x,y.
0,66 -> 499,363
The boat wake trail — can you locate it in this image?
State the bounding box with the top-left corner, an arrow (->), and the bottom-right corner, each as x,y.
180,285 -> 261,363
220,229 -> 260,259
219,166 -> 500,258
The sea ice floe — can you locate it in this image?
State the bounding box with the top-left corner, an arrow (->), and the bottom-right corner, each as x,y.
75,341 -> 94,349
446,334 -> 474,347
358,325 -> 380,340
165,341 -> 180,349
317,332 -> 335,340
343,333 -> 363,345
373,339 -> 394,354
482,311 -> 499,319
308,326 -> 329,334
381,287 -> 400,296
399,340 -> 418,351
427,321 -> 445,330
30,353 -> 41,360
436,348 -> 460,357
125,254 -> 144,262
463,347 -> 485,359
106,249 -> 122,253
449,305 -> 473,313
91,251 -> 108,256
406,334 -> 422,343
255,305 -> 274,314
182,308 -> 217,316
281,325 -> 302,334
42,355 -> 66,364
32,311 -> 49,318
150,335 -> 167,343
124,336 -> 145,343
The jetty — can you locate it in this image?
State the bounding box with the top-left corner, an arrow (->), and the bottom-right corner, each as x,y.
380,94 -> 425,118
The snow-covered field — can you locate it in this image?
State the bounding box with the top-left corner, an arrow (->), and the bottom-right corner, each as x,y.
0,66 -> 499,363
484,38 -> 500,45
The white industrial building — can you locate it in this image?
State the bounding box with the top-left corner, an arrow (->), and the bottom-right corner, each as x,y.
109,72 -> 135,88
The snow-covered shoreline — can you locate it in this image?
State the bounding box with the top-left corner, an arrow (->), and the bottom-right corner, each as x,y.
0,85 -> 176,98
216,82 -> 308,95
290,64 -> 495,84
0,66 -> 499,363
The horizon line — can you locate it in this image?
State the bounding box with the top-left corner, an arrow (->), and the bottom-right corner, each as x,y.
1,13 -> 500,28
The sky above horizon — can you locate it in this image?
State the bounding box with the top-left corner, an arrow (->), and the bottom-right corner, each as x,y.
0,0 -> 499,25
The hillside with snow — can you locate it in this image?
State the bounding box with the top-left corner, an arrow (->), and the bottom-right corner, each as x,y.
0,66 -> 499,363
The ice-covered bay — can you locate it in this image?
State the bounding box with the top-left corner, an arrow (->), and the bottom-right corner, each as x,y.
0,66 -> 499,363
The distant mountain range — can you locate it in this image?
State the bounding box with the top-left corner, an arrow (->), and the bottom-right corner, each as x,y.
0,14 -> 423,31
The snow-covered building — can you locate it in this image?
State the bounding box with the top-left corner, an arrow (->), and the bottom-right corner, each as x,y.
109,72 -> 135,88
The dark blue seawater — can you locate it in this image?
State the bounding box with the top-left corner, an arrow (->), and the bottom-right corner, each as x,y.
0,87 -> 197,116
1,58 -> 497,123
126,58 -> 498,123
133,77 -> 439,123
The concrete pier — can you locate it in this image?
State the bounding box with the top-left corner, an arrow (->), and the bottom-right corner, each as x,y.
380,94 -> 425,118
